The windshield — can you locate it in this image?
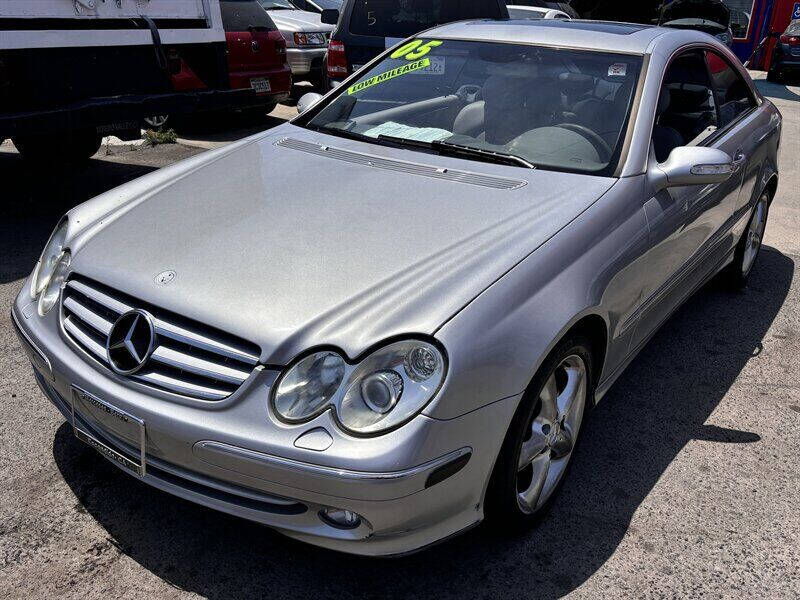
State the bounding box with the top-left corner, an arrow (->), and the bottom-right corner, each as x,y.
312,0 -> 342,8
508,8 -> 548,19
304,39 -> 642,174
349,0 -> 503,38
260,0 -> 296,10
222,0 -> 277,30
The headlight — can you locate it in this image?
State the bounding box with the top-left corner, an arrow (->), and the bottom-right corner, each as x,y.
273,351 -> 346,422
294,32 -> 327,46
30,218 -> 69,300
38,251 -> 70,315
272,340 -> 446,436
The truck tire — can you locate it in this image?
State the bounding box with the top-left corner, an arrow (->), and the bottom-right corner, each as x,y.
13,128 -> 102,166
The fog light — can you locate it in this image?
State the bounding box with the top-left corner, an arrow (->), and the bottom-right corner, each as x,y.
320,508 -> 362,530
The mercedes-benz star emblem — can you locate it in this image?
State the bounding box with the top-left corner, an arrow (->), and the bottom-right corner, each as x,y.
106,310 -> 156,375
155,270 -> 176,286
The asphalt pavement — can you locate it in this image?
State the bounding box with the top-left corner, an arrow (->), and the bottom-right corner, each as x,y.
0,74 -> 798,599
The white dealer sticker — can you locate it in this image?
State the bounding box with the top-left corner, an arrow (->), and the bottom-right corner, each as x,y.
608,63 -> 627,77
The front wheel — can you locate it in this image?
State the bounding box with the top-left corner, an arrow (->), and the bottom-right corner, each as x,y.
721,193 -> 770,289
485,335 -> 593,528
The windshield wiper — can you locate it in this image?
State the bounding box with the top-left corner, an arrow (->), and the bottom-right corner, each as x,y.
312,125 -> 374,144
433,140 -> 536,169
377,134 -> 535,169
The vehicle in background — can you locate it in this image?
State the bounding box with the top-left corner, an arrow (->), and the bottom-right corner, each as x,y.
222,0 -> 292,113
0,0 -> 262,164
767,19 -> 800,82
507,6 -> 571,20
504,0 -> 578,18
290,0 -> 344,15
657,0 -> 734,47
145,0 -> 292,129
260,0 -> 333,87
322,0 -> 508,87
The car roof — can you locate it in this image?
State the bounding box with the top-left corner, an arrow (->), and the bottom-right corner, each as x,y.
424,19 -> 695,55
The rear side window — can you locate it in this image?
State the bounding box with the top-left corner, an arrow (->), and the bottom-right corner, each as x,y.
704,51 -> 755,129
221,0 -> 277,32
349,0 -> 502,38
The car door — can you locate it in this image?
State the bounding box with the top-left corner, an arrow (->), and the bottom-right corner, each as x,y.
631,47 -> 753,351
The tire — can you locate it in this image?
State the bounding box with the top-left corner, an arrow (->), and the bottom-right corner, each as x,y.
721,192 -> 770,289
485,334 -> 594,530
767,68 -> 781,83
13,128 -> 102,166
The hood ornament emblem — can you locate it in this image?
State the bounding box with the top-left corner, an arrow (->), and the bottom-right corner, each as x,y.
155,270 -> 177,286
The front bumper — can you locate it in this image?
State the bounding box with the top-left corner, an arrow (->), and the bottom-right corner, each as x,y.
286,47 -> 327,77
12,292 -> 517,556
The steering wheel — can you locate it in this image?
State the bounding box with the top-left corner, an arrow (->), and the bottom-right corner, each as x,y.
455,84 -> 482,104
554,123 -> 613,163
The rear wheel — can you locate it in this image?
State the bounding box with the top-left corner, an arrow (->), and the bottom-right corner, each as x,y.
722,192 -> 770,289
767,68 -> 781,83
13,128 -> 102,166
485,335 -> 593,528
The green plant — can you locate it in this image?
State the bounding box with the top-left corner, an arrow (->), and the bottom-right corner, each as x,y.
143,128 -> 178,146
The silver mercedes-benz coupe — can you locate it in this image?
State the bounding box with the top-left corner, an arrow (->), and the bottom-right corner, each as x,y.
13,19 -> 781,556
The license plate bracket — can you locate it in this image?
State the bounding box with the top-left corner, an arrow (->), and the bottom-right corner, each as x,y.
70,387 -> 146,477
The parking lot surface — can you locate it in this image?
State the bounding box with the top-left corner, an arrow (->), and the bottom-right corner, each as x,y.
1,75 -> 798,599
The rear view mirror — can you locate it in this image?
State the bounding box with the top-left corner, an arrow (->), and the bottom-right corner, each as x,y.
652,146 -> 734,190
321,9 -> 339,25
297,92 -> 323,115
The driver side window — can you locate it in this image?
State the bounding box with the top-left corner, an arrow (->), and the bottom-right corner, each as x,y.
652,50 -> 718,163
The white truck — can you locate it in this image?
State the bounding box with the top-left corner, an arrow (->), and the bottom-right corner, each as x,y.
0,0 -> 259,162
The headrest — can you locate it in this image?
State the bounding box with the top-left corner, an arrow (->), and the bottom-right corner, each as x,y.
657,88 -> 671,116
482,74 -> 529,109
665,83 -> 710,111
558,72 -> 594,96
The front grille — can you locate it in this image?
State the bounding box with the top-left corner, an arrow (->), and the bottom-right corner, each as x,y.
61,275 -> 261,401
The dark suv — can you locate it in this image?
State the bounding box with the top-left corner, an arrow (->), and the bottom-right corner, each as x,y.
321,0 -> 508,86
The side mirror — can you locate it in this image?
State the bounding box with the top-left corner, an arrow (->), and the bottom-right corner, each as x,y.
297,92 -> 323,115
652,146 -> 734,190
321,9 -> 339,25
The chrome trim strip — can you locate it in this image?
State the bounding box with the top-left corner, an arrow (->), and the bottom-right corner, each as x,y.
63,295 -> 113,335
150,346 -> 251,385
276,138 -> 528,191
194,441 -> 472,483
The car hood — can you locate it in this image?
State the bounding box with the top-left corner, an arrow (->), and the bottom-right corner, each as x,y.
70,125 -> 616,365
660,0 -> 730,28
267,9 -> 332,32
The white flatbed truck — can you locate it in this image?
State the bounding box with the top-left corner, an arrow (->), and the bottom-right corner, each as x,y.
0,1 -> 261,162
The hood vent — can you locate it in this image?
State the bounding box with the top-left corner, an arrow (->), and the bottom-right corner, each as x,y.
276,138 -> 528,191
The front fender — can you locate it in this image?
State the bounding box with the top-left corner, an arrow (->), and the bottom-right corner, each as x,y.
426,177 -> 651,420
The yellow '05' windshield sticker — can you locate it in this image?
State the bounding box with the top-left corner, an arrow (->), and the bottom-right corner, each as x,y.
348,58 -> 430,95
390,39 -> 443,60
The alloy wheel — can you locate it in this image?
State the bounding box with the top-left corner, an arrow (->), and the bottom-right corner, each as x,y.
516,355 -> 587,514
742,197 -> 768,276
